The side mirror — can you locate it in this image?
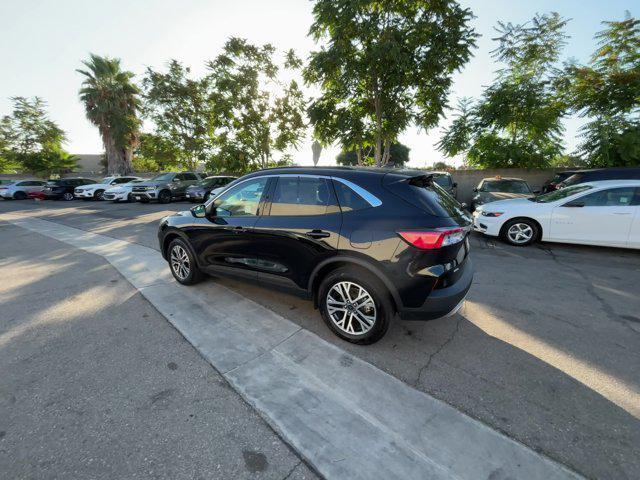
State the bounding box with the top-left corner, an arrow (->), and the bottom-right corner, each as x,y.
190,204 -> 207,218
173,177 -> 181,182
473,187 -> 478,192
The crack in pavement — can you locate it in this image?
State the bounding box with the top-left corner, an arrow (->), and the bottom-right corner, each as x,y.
536,245 -> 639,334
413,315 -> 463,387
282,460 -> 303,480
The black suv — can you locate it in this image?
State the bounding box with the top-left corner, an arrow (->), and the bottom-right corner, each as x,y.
42,178 -> 96,201
560,167 -> 640,188
158,167 -> 473,344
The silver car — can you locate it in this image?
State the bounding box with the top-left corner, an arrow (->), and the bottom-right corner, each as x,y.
0,180 -> 47,200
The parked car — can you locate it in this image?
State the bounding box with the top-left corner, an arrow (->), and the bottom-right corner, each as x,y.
429,171 -> 457,198
158,167 -> 473,344
42,178 -> 96,201
0,180 -> 47,200
131,172 -> 202,203
74,175 -> 143,200
470,177 -> 534,212
541,171 -> 578,194
559,167 -> 640,188
102,179 -> 147,202
185,176 -> 237,203
472,180 -> 640,248
0,179 -> 15,185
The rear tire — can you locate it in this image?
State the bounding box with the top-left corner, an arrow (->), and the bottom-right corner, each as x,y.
13,191 -> 27,200
167,238 -> 205,285
159,189 -> 172,204
126,193 -> 134,203
318,267 -> 393,344
94,189 -> 105,200
501,218 -> 539,246
62,192 -> 74,201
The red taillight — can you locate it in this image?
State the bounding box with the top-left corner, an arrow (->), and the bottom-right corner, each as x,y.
398,228 -> 465,250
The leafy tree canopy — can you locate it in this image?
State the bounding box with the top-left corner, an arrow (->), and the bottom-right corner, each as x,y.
560,12 -> 640,167
205,38 -> 306,174
142,61 -> 216,171
0,96 -> 76,175
439,13 -> 569,168
306,0 -> 477,166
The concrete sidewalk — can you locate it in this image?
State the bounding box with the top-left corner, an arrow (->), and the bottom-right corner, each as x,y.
0,222 -> 316,480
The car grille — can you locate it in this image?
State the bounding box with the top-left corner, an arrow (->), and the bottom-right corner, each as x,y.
133,186 -> 151,192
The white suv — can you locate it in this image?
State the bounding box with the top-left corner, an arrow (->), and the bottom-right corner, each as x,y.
74,176 -> 143,200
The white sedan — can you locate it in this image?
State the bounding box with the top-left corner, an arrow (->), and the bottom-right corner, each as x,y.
102,180 -> 146,202
473,180 -> 640,249
74,176 -> 143,200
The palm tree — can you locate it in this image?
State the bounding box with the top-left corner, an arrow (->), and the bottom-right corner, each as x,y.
77,54 -> 141,174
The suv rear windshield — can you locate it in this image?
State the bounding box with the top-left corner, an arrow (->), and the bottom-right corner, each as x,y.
384,175 -> 466,218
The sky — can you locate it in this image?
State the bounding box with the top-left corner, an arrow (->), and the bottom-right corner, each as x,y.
0,0 -> 637,168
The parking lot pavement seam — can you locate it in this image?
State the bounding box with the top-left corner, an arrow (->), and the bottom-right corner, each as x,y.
1,214 -> 585,480
413,314 -> 463,387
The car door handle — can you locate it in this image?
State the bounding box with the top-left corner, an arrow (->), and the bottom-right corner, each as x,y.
233,226 -> 246,233
305,230 -> 330,239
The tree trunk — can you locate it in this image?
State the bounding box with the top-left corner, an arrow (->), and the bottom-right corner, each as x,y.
381,140 -> 391,166
356,147 -> 362,166
374,94 -> 383,166
102,131 -> 133,175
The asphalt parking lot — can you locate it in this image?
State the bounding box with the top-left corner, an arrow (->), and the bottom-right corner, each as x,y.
1,198 -> 639,479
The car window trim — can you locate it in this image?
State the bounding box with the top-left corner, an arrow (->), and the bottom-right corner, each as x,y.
206,173 -> 382,209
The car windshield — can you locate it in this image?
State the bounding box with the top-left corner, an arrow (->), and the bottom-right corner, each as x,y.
480,180 -> 531,193
531,185 -> 593,203
151,173 -> 173,182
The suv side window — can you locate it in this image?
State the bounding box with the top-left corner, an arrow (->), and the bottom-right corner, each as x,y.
333,180 -> 371,212
183,173 -> 198,181
113,177 -> 131,184
269,176 -> 337,216
567,187 -> 637,207
213,177 -> 268,217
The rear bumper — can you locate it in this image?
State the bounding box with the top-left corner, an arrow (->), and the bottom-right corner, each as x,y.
398,257 -> 473,320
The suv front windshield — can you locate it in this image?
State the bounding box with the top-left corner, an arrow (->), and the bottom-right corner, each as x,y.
480,180 -> 531,193
531,185 -> 592,203
151,173 -> 174,182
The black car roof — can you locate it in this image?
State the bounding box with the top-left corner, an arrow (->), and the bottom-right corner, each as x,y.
243,166 -> 440,178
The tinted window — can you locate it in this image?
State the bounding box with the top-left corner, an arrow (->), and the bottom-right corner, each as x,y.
214,177 -> 268,217
570,187 -> 637,207
480,180 -> 531,193
433,175 -> 452,189
113,177 -> 132,184
183,173 -> 198,181
333,181 -> 371,212
151,173 -> 174,182
270,176 -> 336,216
533,185 -> 592,203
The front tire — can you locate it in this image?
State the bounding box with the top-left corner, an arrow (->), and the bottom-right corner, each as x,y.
501,218 -> 539,246
167,238 -> 205,285
318,267 -> 393,344
13,191 -> 27,200
159,189 -> 172,204
94,189 -> 105,200
62,192 -> 74,201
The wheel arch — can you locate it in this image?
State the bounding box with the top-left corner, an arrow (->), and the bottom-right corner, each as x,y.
160,228 -> 192,261
308,255 -> 401,312
499,216 -> 543,241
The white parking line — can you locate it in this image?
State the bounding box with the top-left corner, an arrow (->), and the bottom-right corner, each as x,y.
2,214 -> 582,480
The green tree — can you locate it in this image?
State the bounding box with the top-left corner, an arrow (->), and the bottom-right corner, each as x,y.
133,132 -> 180,172
336,142 -> 410,167
142,60 -> 217,170
77,54 -> 141,175
0,96 -> 76,175
305,0 -> 476,166
206,38 -> 306,174
439,13 -> 569,168
561,13 -> 640,167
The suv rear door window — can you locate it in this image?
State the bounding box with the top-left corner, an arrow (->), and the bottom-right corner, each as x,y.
333,180 -> 371,212
182,173 -> 198,181
269,176 -> 337,216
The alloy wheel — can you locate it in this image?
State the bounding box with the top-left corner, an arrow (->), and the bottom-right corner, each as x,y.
170,245 -> 191,280
63,192 -> 74,201
326,281 -> 377,335
507,223 -> 533,244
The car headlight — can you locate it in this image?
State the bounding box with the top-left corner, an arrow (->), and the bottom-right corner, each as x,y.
481,211 -> 503,217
